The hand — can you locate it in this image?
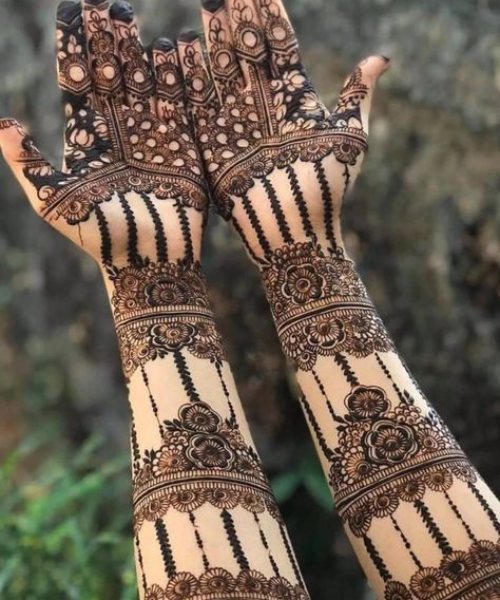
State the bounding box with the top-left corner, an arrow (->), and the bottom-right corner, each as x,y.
175,0 -> 389,262
0,0 -> 206,270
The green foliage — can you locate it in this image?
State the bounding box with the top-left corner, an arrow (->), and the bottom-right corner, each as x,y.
0,436 -> 137,600
272,450 -> 334,512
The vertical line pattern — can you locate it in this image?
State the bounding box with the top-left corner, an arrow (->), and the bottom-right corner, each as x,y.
334,352 -> 360,387
444,490 -> 477,543
279,522 -> 306,588
262,175 -> 293,244
189,512 -> 210,571
130,416 -> 141,474
467,481 -> 500,535
118,191 -> 142,267
375,352 -> 406,403
314,160 -> 336,248
134,533 -> 148,594
299,394 -> 334,461
241,192 -> 273,256
221,509 -> 250,570
231,217 -> 266,265
414,499 -> 453,555
311,368 -> 343,424
363,534 -> 391,582
341,163 -> 351,197
155,519 -> 177,579
286,164 -> 315,239
175,202 -> 194,265
94,203 -> 113,266
141,365 -> 164,436
140,192 -> 168,262
215,361 -> 237,423
254,513 -> 280,577
390,515 -> 423,568
173,350 -> 201,403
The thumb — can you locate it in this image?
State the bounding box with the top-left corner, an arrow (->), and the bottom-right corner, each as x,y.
0,118 -> 68,219
332,55 -> 390,136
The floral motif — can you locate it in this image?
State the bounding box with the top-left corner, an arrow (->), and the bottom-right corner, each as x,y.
145,569 -> 310,600
179,402 -> 221,433
469,541 -> 500,566
165,573 -> 198,600
384,581 -> 412,600
198,568 -> 236,595
365,420 -> 419,466
440,551 -> 475,582
133,401 -> 280,531
329,378 -> 476,538
410,567 -> 446,600
262,242 -> 392,369
186,434 -> 235,469
345,386 -> 390,419
111,260 -> 226,378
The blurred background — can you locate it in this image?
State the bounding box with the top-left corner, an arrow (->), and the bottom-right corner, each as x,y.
0,0 -> 499,598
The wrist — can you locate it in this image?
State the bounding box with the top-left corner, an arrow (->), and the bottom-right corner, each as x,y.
259,240 -> 392,370
103,259 -> 225,380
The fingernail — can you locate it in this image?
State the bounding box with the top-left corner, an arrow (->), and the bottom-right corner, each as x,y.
178,29 -> 200,43
202,0 -> 225,13
154,37 -> 176,51
57,1 -> 81,25
110,1 -> 134,22
380,55 -> 391,63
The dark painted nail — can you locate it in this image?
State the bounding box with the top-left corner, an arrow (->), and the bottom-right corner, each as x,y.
154,37 -> 176,51
178,29 -> 200,43
110,1 -> 134,22
57,1 -> 81,25
202,0 -> 225,13
380,55 -> 391,63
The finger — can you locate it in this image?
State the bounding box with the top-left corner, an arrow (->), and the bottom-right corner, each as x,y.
110,1 -> 156,112
331,55 -> 390,136
83,0 -> 125,106
0,119 -> 69,217
152,38 -> 189,124
225,0 -> 269,86
254,0 -> 301,75
56,1 -> 95,115
152,38 -> 203,175
177,30 -> 219,117
201,0 -> 245,100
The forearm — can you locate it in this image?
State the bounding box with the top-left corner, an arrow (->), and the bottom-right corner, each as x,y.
103,258 -> 309,600
260,238 -> 500,599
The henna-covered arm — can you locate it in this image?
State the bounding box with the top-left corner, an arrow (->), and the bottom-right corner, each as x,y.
177,0 -> 500,597
0,2 -> 310,599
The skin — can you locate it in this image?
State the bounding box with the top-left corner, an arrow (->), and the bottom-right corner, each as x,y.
1,1 -> 499,599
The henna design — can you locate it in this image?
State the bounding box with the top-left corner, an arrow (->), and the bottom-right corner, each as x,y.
133,401 -> 281,533
3,3 -> 315,598
143,568 -> 309,600
110,259 -> 225,379
261,242 -> 393,369
174,1 -> 500,596
18,2 -> 206,229
180,0 -> 367,227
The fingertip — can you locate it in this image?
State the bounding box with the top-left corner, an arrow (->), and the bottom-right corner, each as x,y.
202,0 -> 225,13
154,37 -> 176,52
359,54 -> 391,85
178,29 -> 201,44
57,1 -> 82,25
110,0 -> 134,22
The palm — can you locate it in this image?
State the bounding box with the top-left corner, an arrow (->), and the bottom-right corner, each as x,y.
4,0 -> 206,267
176,0 -> 386,260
